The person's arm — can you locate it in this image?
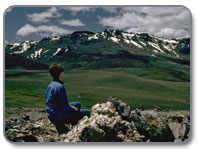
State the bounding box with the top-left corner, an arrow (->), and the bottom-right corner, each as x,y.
71,106 -> 79,111
56,86 -> 75,112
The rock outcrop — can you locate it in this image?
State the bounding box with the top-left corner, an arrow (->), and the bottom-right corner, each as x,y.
5,97 -> 190,142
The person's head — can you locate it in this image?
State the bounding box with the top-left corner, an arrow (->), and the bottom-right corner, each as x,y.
49,64 -> 64,80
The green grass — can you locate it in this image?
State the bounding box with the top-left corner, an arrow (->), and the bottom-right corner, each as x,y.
5,67 -> 190,117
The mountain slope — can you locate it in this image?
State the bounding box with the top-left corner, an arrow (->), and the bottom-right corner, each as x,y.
5,53 -> 48,70
5,29 -> 190,70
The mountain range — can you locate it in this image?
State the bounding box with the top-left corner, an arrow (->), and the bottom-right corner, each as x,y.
5,29 -> 190,70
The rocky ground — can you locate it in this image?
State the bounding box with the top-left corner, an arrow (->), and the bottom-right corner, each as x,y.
5,97 -> 190,142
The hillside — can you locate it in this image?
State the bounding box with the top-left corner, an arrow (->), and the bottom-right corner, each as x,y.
5,67 -> 190,119
5,29 -> 190,70
5,53 -> 48,70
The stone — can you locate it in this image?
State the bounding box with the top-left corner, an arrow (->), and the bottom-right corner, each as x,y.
22,115 -> 30,121
167,114 -> 190,141
4,97 -> 190,142
130,108 -> 175,142
108,97 -> 131,121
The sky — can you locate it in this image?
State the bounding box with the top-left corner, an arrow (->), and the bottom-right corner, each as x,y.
4,6 -> 191,44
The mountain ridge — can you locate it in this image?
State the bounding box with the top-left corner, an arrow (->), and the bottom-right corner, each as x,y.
5,29 -> 190,70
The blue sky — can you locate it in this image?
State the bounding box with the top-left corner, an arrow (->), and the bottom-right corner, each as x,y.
5,6 -> 191,43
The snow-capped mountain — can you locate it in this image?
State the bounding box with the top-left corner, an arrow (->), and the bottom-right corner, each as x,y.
5,29 -> 190,69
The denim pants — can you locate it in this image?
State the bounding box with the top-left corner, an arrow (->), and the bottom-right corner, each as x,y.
65,101 -> 91,125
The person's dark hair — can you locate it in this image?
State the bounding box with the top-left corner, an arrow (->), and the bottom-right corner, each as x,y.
49,64 -> 64,79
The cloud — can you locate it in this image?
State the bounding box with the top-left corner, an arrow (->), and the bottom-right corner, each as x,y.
154,28 -> 190,39
16,24 -> 72,37
98,7 -> 191,38
99,12 -> 146,30
60,7 -> 95,15
27,7 -> 61,23
59,19 -> 85,27
60,6 -> 125,15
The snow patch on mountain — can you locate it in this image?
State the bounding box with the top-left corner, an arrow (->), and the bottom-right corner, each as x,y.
148,42 -> 165,54
162,44 -> 173,52
172,51 -> 180,58
162,38 -> 179,44
123,39 -> 130,44
12,49 -> 27,54
161,43 -> 179,57
88,34 -> 98,40
35,48 -> 43,57
10,43 -> 20,49
64,48 -> 69,53
121,32 -> 143,48
50,36 -> 60,41
121,32 -> 135,39
11,41 -> 37,54
130,40 -> 143,49
109,37 -> 120,44
139,41 -> 147,46
151,54 -> 157,57
30,48 -> 43,59
21,42 -> 31,51
53,48 -> 62,56
43,49 -> 50,54
100,32 -> 106,38
153,50 -> 159,53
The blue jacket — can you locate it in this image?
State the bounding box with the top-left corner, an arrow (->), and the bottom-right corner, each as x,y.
45,78 -> 75,124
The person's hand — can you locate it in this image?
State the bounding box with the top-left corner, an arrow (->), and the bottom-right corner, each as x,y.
71,106 -> 79,111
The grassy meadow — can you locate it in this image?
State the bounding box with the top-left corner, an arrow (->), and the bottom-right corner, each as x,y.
5,67 -> 190,118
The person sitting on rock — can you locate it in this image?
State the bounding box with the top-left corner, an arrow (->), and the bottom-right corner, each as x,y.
45,64 -> 91,132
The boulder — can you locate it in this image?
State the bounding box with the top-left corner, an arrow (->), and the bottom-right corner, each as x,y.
129,109 -> 175,142
64,101 -> 144,142
167,114 -> 190,142
5,97 -> 190,142
108,97 -> 131,121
